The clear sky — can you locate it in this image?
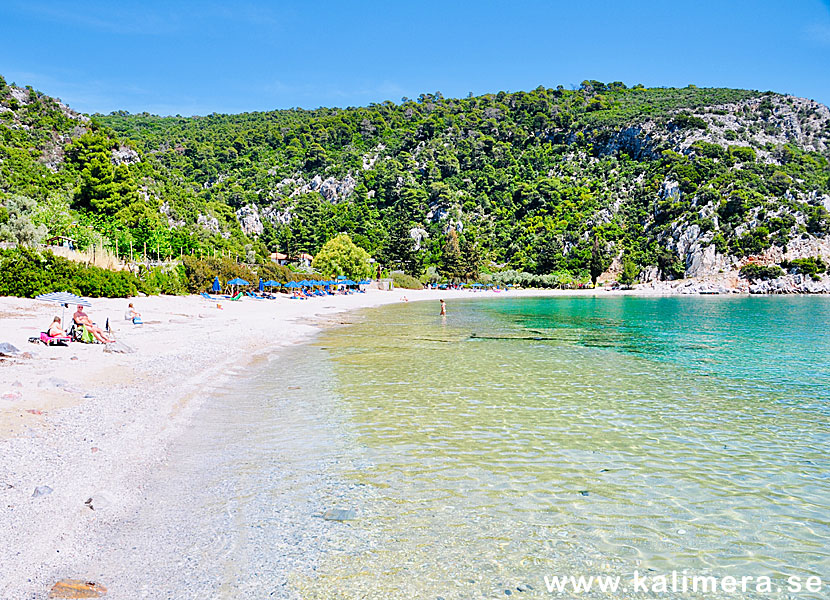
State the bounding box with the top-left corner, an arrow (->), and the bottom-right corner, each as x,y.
1,0 -> 829,116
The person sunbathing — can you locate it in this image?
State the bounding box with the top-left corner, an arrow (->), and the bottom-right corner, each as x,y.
47,317 -> 68,338
73,305 -> 115,343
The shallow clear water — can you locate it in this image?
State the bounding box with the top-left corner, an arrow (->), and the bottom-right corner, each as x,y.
298,297 -> 830,599
97,297 -> 830,599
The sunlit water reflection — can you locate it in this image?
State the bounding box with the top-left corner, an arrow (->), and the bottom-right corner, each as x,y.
297,297 -> 830,599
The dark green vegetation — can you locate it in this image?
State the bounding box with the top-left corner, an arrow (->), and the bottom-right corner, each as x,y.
390,272 -> 423,290
739,263 -> 785,281
0,247 -> 140,297
0,246 -> 306,298
2,74 -> 829,288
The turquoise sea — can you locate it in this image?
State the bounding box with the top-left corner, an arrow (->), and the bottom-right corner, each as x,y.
99,297 -> 830,599
301,296 -> 830,598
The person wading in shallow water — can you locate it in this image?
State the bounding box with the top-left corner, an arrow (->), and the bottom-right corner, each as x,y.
440,299 -> 446,315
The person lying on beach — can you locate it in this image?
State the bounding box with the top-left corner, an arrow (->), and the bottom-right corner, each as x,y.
73,305 -> 115,343
47,316 -> 68,338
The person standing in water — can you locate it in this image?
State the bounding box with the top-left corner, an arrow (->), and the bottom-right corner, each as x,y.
439,299 -> 446,315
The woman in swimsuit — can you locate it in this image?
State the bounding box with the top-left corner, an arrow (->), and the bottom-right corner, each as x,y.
48,317 -> 67,338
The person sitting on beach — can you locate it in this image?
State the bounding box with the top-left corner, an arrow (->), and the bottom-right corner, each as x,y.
74,305 -> 114,343
47,316 -> 68,338
125,302 -> 142,323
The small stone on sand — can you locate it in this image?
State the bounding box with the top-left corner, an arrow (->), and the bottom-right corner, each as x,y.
48,579 -> 107,598
323,508 -> 356,521
32,485 -> 53,498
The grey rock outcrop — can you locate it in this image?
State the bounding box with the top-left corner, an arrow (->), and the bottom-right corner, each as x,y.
410,227 -> 429,250
111,145 -> 140,166
235,205 -> 264,236
749,274 -> 830,294
196,213 -> 221,235
288,174 -> 357,203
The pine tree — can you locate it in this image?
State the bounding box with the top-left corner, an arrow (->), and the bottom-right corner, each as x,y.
440,228 -> 464,282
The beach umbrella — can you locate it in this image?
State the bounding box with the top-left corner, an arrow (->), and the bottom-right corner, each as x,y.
285,281 -> 299,289
336,275 -> 347,280
36,291 -> 90,324
258,278 -> 264,292
211,277 -> 221,293
227,278 -> 249,286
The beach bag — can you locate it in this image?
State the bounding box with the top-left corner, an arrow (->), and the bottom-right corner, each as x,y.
80,326 -> 95,344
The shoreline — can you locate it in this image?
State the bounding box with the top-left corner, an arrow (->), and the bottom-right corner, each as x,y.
1,287 -> 486,598
0,286 -> 826,597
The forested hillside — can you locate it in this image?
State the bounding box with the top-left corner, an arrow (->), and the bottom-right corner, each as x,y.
2,74 -> 829,284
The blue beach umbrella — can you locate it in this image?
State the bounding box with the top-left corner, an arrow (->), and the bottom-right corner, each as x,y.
227,277 -> 250,286
336,275 -> 347,280
285,281 -> 299,289
258,278 -> 264,292
211,277 -> 221,293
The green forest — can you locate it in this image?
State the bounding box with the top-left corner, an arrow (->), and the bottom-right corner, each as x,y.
2,74 -> 829,287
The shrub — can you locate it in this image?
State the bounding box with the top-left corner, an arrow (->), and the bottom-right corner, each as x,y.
138,265 -> 188,295
181,255 -> 257,294
729,145 -> 756,163
618,258 -> 639,287
0,247 -> 139,297
671,113 -> 707,130
781,257 -> 827,276
730,227 -> 771,257
391,272 -> 423,289
739,263 -> 784,280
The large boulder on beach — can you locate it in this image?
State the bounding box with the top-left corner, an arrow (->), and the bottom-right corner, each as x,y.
0,342 -> 20,356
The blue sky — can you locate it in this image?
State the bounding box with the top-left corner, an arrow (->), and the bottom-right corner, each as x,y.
1,0 -> 829,116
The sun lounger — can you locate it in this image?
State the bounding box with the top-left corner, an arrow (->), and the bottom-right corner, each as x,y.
200,292 -> 218,300
228,292 -> 243,301
39,332 -> 71,346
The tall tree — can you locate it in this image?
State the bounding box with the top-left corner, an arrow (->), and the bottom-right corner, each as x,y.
589,233 -> 608,286
440,228 -> 464,282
